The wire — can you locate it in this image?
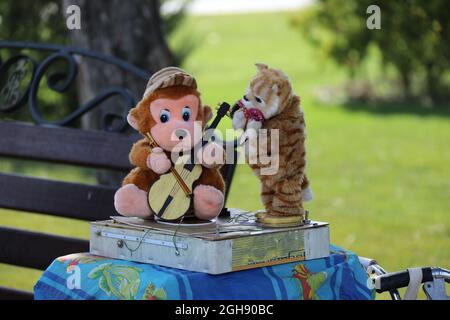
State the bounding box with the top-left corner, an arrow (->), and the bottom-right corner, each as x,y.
122,228 -> 152,257
172,215 -> 185,256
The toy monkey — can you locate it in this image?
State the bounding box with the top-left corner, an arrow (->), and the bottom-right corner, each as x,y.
114,67 -> 225,220
232,63 -> 312,220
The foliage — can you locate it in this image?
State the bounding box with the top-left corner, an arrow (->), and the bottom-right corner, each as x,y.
0,0 -> 189,52
291,0 -> 450,103
0,1 -> 75,122
0,0 -> 191,123
0,1 -> 68,43
160,0 -> 196,65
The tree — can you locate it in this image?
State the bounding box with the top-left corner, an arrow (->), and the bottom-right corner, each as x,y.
0,0 -> 188,125
1,0 -> 189,184
61,0 -> 174,185
62,0 -> 173,127
292,0 -> 450,103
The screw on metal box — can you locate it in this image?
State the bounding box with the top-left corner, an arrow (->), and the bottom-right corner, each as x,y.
117,240 -> 124,248
303,210 -> 311,225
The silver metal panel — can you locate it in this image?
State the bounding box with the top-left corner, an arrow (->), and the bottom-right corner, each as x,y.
90,220 -> 330,274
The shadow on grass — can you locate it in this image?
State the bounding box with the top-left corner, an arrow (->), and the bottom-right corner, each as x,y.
342,99 -> 450,118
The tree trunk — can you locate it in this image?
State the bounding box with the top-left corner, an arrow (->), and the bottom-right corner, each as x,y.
62,0 -> 173,186
399,69 -> 412,100
425,63 -> 441,105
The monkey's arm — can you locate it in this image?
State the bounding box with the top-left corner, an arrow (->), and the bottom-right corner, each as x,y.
129,138 -> 151,169
122,167 -> 159,191
194,167 -> 225,193
129,138 -> 172,174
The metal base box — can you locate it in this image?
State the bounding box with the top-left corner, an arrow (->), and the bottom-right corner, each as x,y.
90,211 -> 330,274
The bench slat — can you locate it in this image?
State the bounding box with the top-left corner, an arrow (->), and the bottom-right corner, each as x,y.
0,226 -> 88,270
0,173 -> 118,221
0,121 -> 138,171
0,286 -> 34,300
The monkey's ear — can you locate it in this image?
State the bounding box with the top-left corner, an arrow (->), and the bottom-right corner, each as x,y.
127,108 -> 139,130
255,63 -> 268,72
203,106 -> 213,124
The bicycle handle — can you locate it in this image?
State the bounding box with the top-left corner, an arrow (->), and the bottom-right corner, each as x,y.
374,267 -> 434,293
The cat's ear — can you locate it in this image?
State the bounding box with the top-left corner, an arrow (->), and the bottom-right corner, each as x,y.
255,63 -> 268,72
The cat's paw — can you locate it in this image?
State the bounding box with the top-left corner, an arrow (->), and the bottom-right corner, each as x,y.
232,109 -> 247,130
246,119 -> 263,131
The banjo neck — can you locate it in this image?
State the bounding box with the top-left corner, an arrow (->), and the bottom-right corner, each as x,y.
182,102 -> 231,171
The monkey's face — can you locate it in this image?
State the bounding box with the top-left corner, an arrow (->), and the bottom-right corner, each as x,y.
149,94 -> 202,152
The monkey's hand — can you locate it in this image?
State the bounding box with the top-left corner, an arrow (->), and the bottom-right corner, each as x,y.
232,109 -> 247,130
147,147 -> 171,174
197,142 -> 225,169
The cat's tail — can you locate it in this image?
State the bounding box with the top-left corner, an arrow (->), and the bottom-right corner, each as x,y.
302,186 -> 313,202
301,175 -> 313,202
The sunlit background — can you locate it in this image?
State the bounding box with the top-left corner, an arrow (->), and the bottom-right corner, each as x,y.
0,0 -> 449,299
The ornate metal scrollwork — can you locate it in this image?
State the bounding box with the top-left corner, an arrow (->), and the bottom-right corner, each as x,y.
0,55 -> 36,113
0,41 -> 150,132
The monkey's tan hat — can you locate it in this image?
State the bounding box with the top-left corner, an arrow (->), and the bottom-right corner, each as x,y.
143,66 -> 197,98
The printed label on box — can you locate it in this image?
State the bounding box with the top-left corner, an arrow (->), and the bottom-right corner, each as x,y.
231,230 -> 305,270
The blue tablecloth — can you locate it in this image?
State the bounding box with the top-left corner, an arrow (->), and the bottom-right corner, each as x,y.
34,245 -> 374,300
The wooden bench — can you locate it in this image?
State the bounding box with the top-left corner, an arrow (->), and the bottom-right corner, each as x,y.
0,41 -> 237,300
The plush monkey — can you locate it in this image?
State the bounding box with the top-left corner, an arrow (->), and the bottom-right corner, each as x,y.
114,67 -> 225,220
232,63 -> 312,219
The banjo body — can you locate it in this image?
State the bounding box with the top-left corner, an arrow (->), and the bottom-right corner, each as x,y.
148,162 -> 202,220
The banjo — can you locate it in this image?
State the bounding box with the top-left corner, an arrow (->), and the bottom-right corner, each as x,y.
146,102 -> 230,221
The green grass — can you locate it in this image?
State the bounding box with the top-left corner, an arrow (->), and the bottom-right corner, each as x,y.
1,11 -> 449,299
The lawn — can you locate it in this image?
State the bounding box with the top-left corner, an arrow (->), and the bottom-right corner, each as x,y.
1,11 -> 449,299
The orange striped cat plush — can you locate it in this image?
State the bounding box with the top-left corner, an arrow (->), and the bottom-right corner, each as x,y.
232,63 -> 312,219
